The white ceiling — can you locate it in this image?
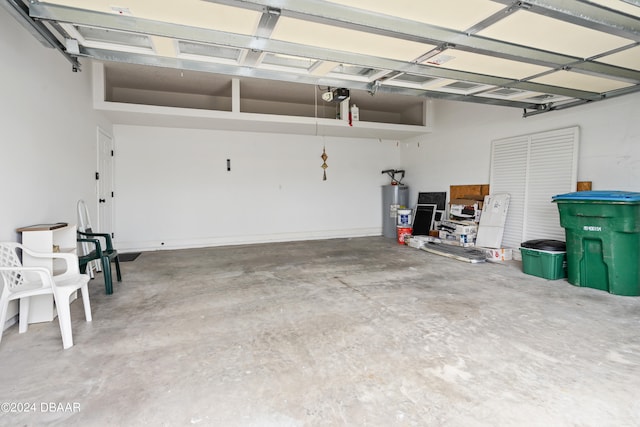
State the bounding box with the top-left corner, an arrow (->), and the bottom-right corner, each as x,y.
6,0 -> 640,115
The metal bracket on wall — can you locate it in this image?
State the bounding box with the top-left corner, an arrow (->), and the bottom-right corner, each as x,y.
1,0 -> 81,70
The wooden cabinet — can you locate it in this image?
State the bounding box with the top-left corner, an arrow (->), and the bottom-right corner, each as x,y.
17,223 -> 77,324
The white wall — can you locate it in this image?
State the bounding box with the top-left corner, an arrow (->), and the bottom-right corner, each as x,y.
1,8 -> 112,329
113,93 -> 639,252
401,94 -> 640,205
113,125 -> 402,251
0,8 -> 112,242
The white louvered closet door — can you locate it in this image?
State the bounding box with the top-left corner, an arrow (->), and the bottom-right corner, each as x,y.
489,136 -> 529,249
489,127 -> 579,248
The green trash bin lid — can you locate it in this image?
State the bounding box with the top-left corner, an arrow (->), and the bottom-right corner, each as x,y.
521,239 -> 566,251
552,191 -> 640,202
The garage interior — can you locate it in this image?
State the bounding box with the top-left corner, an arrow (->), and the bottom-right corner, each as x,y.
1,0 -> 640,425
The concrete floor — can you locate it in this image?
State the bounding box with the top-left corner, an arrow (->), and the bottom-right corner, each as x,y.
1,236 -> 639,426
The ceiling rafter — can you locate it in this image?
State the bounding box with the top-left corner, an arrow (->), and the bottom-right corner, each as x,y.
241,6 -> 280,67
79,45 -> 543,110
204,0 -> 640,83
11,0 -> 638,116
491,0 -> 640,41
465,3 -> 521,34
29,1 -> 604,101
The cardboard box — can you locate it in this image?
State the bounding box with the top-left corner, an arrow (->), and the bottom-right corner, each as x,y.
438,230 -> 476,246
439,220 -> 477,235
439,238 -> 476,248
450,184 -> 490,201
449,199 -> 483,222
483,248 -> 513,261
450,198 -> 484,208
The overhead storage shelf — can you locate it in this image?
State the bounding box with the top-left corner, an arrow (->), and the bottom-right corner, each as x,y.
93,62 -> 432,140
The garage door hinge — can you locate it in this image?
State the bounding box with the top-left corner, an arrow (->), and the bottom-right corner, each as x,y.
111,150 -> 114,156
111,232 -> 114,238
111,191 -> 114,197
95,172 -> 99,180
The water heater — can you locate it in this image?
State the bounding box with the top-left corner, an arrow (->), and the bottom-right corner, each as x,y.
382,185 -> 409,238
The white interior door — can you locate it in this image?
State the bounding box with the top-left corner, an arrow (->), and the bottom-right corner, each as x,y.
97,128 -> 115,239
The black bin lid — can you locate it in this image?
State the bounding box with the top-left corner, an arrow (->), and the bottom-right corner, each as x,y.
521,239 -> 566,251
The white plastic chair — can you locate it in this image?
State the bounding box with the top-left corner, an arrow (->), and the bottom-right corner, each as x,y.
0,242 -> 92,349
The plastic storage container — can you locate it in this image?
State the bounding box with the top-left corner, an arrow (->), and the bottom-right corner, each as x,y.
552,191 -> 640,296
397,226 -> 412,245
520,240 -> 567,280
350,104 -> 359,121
397,209 -> 412,226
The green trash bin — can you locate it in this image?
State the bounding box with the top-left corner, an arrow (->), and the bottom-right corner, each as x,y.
552,191 -> 640,296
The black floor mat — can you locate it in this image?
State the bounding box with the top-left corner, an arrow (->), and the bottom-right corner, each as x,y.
119,252 -> 141,262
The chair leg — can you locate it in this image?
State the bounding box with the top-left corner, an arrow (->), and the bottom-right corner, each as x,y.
18,297 -> 31,334
0,300 -> 9,345
102,257 -> 114,295
86,260 -> 95,279
53,292 -> 73,349
114,257 -> 122,282
80,284 -> 92,322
